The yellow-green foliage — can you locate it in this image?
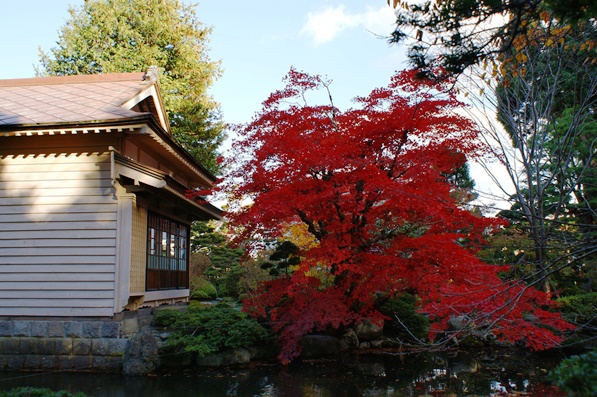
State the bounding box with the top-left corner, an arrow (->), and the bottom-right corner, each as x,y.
557,292 -> 597,324
190,277 -> 217,301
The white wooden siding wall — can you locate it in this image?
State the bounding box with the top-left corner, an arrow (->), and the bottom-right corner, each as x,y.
0,149 -> 117,316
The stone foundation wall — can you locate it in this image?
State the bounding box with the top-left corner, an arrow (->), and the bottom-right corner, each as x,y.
0,305 -> 190,373
0,319 -> 128,372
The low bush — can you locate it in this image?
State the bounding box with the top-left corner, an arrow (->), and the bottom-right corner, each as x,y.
190,277 -> 217,301
0,388 -> 87,397
164,302 -> 271,356
153,308 -> 183,327
549,350 -> 597,396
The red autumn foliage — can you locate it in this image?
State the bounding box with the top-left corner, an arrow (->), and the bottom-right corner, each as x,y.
222,68 -> 573,364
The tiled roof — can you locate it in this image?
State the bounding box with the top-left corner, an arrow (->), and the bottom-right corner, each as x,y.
0,72 -> 149,126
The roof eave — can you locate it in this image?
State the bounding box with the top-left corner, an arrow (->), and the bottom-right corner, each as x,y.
0,114 -> 153,133
0,114 -> 217,186
143,115 -> 218,185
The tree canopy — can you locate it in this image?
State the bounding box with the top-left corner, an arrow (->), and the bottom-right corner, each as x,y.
492,23 -> 597,293
223,68 -> 573,363
37,0 -> 224,173
388,0 -> 597,77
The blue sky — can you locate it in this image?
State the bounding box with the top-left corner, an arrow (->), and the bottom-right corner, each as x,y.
0,1 -> 406,125
0,1 -> 507,208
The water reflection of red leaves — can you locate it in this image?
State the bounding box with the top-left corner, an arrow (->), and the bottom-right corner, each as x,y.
414,381 -> 426,391
528,383 -> 566,397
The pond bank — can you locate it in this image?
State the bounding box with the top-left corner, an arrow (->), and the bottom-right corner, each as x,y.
0,348 -> 568,396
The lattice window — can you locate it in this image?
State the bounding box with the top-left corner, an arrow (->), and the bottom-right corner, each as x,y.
146,212 -> 189,290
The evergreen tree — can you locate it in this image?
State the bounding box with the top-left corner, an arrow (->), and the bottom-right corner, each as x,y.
191,221 -> 245,295
37,0 -> 225,173
387,0 -> 597,77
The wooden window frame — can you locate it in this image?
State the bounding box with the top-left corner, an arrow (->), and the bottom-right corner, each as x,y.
146,212 -> 189,291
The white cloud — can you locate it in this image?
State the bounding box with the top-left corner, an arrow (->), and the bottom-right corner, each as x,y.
302,5 -> 396,45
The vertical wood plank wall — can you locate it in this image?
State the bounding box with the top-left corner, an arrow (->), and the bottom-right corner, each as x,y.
0,136 -> 118,316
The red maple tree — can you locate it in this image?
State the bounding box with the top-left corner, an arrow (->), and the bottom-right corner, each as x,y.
222,68 -> 573,363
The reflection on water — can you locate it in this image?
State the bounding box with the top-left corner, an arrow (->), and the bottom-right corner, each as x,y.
0,349 -> 565,397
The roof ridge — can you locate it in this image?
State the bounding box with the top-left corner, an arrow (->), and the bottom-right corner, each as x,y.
0,72 -> 146,87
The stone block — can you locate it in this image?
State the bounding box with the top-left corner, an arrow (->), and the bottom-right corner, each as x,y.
31,321 -> 48,337
340,329 -> 359,351
122,318 -> 139,335
354,319 -> 383,342
92,356 -> 110,370
13,321 -> 31,337
72,338 -> 91,356
2,337 -> 20,355
73,356 -> 93,371
0,356 -> 8,370
7,355 -> 25,370
137,316 -> 153,328
83,321 -> 102,338
123,328 -> 158,375
65,322 -> 83,338
107,339 -> 128,357
24,355 -> 41,369
40,355 -> 57,370
0,321 -> 13,337
20,337 -> 37,354
101,322 -> 120,338
47,321 -> 66,338
91,338 -> 109,356
38,339 -> 55,355
57,356 -> 74,370
106,357 -> 123,372
55,338 -> 73,355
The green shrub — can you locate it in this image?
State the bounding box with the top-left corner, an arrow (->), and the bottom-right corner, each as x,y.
378,294 -> 430,342
0,387 -> 87,397
557,292 -> 597,324
190,277 -> 217,301
549,350 -> 597,396
165,302 -> 271,356
153,308 -> 183,327
215,262 -> 270,301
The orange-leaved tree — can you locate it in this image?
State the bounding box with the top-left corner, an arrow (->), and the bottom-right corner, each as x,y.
221,68 -> 573,363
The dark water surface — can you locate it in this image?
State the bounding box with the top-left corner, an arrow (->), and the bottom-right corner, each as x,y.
0,349 -> 566,396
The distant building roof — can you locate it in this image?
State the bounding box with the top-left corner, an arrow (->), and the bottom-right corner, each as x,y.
0,72 -> 149,126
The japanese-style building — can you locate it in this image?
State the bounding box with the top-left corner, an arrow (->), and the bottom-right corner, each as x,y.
0,68 -> 222,318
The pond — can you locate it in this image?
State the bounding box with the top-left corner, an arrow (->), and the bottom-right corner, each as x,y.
0,349 -> 567,397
